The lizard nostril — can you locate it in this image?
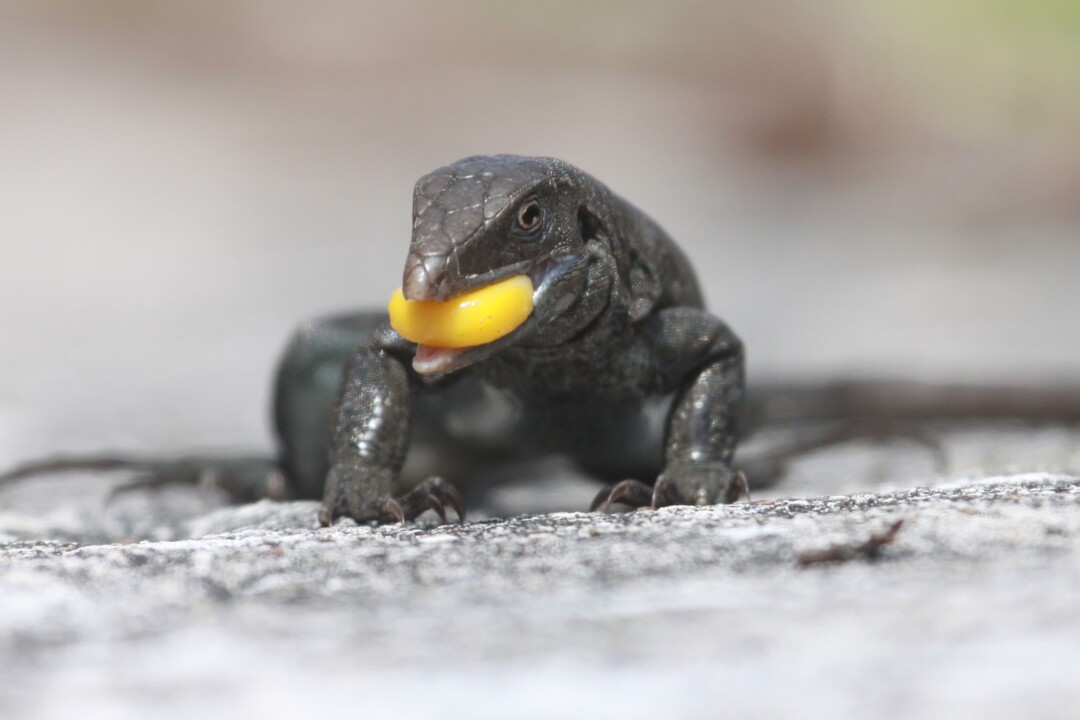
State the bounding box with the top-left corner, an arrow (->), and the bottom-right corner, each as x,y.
402,264 -> 431,301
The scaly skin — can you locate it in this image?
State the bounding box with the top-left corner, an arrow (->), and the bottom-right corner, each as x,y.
311,155 -> 745,525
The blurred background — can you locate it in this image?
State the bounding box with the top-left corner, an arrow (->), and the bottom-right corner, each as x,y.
2,0 -> 1079,466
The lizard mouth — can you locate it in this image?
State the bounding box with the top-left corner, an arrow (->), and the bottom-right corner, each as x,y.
409,255 -> 579,376
412,344 -> 471,375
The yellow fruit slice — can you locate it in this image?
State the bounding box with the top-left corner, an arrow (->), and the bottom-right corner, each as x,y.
388,275 -> 534,349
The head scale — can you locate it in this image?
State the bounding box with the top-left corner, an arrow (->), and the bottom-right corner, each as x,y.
402,155 -> 574,301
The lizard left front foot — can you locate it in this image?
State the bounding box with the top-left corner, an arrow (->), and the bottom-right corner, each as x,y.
319,474 -> 465,527
590,463 -> 749,512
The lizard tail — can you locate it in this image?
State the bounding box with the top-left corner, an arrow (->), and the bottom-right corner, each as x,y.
0,455 -> 161,485
747,378 -> 1080,427
738,378 -> 1080,490
0,452 -> 286,502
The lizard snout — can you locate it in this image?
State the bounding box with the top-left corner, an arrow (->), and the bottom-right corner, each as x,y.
401,253 -> 450,302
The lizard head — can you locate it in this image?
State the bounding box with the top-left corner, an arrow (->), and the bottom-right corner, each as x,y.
398,155 -> 602,375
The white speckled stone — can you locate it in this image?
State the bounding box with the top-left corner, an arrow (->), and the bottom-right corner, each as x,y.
1,470 -> 1078,720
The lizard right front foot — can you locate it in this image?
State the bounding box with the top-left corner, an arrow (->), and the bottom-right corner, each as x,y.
318,473 -> 465,527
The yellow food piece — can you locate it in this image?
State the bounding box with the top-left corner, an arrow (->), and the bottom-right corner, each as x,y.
388,275 -> 534,348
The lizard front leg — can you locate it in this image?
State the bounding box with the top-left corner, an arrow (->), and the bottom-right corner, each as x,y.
593,308 -> 746,511
658,309 -> 747,506
318,328 -> 463,526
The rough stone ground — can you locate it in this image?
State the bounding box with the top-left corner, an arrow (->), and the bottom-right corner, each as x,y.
2,429 -> 1079,720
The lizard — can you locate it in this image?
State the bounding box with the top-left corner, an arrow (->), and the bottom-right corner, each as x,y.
292,154 -> 746,525
4,154 -> 1080,525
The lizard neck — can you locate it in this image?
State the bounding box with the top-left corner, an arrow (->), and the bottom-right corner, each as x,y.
476,250 -> 644,401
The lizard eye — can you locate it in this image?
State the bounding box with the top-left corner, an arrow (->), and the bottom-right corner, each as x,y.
516,200 -> 542,232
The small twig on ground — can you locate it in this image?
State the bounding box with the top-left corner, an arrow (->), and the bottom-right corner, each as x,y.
798,519 -> 905,567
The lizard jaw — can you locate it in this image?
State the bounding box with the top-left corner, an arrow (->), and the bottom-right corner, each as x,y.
412,345 -> 464,375
409,311 -> 537,375
408,253 -> 584,377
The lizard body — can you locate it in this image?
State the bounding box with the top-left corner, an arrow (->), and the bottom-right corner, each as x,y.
283,155 -> 745,524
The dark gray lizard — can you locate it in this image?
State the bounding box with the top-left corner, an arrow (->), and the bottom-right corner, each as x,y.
4,154 -> 1080,525
286,154 -> 745,525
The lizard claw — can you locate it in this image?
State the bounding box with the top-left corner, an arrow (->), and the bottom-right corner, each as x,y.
650,475 -> 675,509
590,479 -> 654,512
321,475 -> 466,527
439,480 -> 466,523
423,494 -> 448,524
608,479 -> 653,508
589,486 -> 611,512
729,470 -> 751,503
653,461 -> 747,507
381,476 -> 466,525
590,465 -> 749,514
384,497 -> 406,525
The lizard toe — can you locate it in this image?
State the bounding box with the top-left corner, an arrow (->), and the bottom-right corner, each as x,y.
382,497 -> 406,525
590,479 -> 654,512
727,470 -> 751,503
383,477 -> 466,525
650,475 -> 676,509
655,462 -> 749,507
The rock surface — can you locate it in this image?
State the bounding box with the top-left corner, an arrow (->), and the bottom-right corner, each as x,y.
2,468 -> 1079,720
